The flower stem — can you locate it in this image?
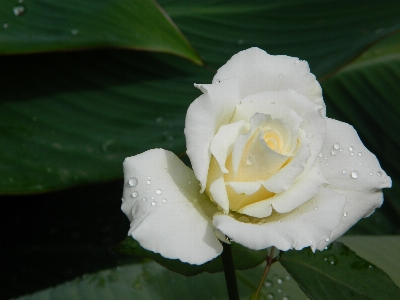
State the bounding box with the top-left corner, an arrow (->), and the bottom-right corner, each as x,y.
253,247 -> 276,298
221,242 -> 240,300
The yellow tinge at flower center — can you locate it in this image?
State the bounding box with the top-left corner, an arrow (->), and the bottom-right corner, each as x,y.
205,122 -> 295,213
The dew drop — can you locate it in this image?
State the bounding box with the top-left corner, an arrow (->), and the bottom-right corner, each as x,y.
350,171 -> 359,179
131,191 -> 139,198
155,189 -> 162,195
151,201 -> 157,207
357,152 -> 362,157
333,143 -> 340,149
164,168 -> 168,172
264,280 -> 273,288
13,5 -> 26,16
307,132 -> 313,139
358,162 -> 362,166
283,296 -> 290,300
350,152 -> 354,156
369,172 -> 373,176
70,29 -> 79,36
279,74 -> 283,78
294,59 -> 300,64
339,148 -> 343,152
238,216 -> 249,223
325,237 -> 330,242
377,171 -> 382,176
155,117 -> 163,123
142,197 -> 147,202
342,169 -> 347,174
121,197 -> 125,202
128,201 -> 131,205
343,211 -> 347,217
277,278 -> 283,284
162,198 -> 167,204
304,219 -> 308,223
128,177 -> 138,187
237,38 -> 244,45
325,162 -> 329,166
246,155 -> 254,165
277,288 -> 282,293
330,150 -> 336,155
318,153 -> 323,158
348,146 -> 353,152
314,206 -> 319,210
3,23 -> 9,29
146,180 -> 151,185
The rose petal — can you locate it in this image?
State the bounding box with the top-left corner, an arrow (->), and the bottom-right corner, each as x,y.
236,89 -> 326,183
209,176 -> 230,213
185,78 -> 241,192
239,163 -> 328,218
316,189 -> 385,250
122,149 -> 222,265
213,188 -> 346,251
213,47 -> 324,114
262,128 -> 311,193
210,120 -> 250,173
231,113 -> 290,181
319,118 -> 391,192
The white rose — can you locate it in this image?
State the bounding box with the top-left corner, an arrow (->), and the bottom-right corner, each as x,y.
121,48 -> 391,265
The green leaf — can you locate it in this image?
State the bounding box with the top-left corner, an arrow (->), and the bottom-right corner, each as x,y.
115,237 -> 268,276
161,0 -> 400,77
280,241 -> 400,300
13,260 -> 307,300
3,0 -> 400,194
0,0 -> 201,64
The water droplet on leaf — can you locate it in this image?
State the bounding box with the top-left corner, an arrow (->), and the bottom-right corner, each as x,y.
13,5 -> 26,16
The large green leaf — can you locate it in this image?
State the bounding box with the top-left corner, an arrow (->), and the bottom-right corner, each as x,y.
115,237 -> 268,276
2,0 -> 400,194
13,259 -> 307,300
280,241 -> 400,300
0,0 -> 201,64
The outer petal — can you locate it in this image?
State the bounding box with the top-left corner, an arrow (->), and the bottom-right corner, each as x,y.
319,118 -> 391,192
213,188 -> 346,251
213,47 -> 324,113
121,149 -> 222,265
185,78 -> 241,192
316,118 -> 391,249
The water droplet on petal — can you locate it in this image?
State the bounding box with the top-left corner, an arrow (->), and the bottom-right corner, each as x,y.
131,191 -> 139,198
325,162 -> 329,166
164,168 -> 168,172
358,162 -> 362,166
307,132 -> 313,139
314,206 -> 319,210
294,59 -> 300,64
128,177 -> 138,187
155,189 -> 162,195
369,172 -> 373,176
377,171 -> 382,176
325,237 -> 330,242
13,5 -> 26,16
333,143 -> 340,149
330,150 -> 336,155
350,171 -> 359,179
162,198 -> 167,203
339,148 -> 343,152
348,146 -> 354,152
304,219 -> 308,223
357,152 -> 362,157
318,153 -> 323,158
350,152 -> 354,156
342,169 -> 347,174
151,201 -> 157,207
142,197 -> 147,202
343,211 -> 347,217
121,197 -> 125,202
246,155 -> 254,165
146,180 -> 151,185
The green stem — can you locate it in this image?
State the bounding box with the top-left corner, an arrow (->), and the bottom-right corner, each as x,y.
253,247 -> 276,298
221,242 -> 240,300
